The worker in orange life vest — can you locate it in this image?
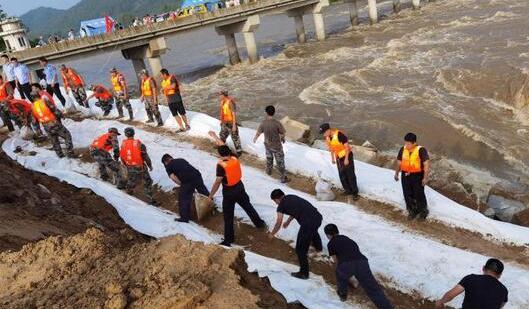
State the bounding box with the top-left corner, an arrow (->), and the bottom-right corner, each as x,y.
30,86 -> 74,158
160,68 -> 189,131
208,145 -> 266,247
60,64 -> 87,107
394,133 -> 430,220
218,90 -> 242,157
320,123 -> 359,200
120,127 -> 158,205
90,127 -> 125,188
0,75 -> 16,132
139,70 -> 163,126
7,99 -> 43,136
110,68 -> 133,120
85,84 -> 114,116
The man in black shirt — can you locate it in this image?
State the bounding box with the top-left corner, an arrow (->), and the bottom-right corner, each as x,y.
208,145 -> 266,246
394,132 -> 430,220
436,258 -> 508,309
325,223 -> 393,308
270,189 -> 323,279
162,154 -> 210,223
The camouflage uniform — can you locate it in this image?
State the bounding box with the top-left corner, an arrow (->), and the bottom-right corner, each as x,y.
96,97 -> 114,116
38,97 -> 74,157
90,136 -> 124,187
124,142 -> 154,202
266,147 -> 286,180
71,87 -> 87,107
0,101 -> 14,132
9,103 -> 43,136
219,122 -> 242,154
143,96 -> 163,125
114,91 -> 133,120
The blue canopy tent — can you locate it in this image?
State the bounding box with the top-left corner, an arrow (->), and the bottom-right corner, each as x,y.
79,17 -> 115,37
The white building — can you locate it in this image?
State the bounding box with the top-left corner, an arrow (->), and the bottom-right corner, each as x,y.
0,17 -> 30,52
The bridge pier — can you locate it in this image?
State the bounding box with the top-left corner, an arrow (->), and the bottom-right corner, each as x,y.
287,0 -> 329,42
122,37 -> 167,85
346,0 -> 359,26
393,0 -> 401,13
216,15 -> 261,65
368,0 -> 378,24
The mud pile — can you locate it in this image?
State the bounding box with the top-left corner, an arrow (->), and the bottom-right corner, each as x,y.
0,228 -> 266,309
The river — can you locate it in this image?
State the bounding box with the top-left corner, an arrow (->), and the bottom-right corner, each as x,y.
63,0 -> 529,204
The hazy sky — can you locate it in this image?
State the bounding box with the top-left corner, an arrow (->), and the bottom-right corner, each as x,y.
1,0 -> 81,16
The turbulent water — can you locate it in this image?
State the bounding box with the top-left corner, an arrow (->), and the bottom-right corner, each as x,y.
68,0 -> 529,196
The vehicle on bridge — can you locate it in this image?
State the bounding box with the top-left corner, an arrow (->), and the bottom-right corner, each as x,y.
79,16 -> 117,37
177,0 -> 224,18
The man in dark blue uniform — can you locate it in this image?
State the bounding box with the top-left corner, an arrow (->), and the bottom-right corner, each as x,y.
325,223 -> 393,308
162,154 -> 210,223
269,189 -> 323,279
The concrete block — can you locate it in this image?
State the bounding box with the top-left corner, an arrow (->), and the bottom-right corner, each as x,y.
280,116 -> 311,142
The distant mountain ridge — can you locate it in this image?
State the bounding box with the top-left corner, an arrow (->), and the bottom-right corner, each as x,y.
21,0 -> 181,39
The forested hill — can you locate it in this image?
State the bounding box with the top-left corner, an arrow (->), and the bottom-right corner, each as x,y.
20,0 -> 181,38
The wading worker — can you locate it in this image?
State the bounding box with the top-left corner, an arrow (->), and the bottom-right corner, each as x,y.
324,223 -> 393,308
218,90 -> 242,157
320,123 -> 359,200
162,154 -> 210,223
208,145 -> 266,246
269,189 -> 322,279
160,69 -> 189,132
394,132 -> 430,220
436,258 -> 508,309
253,105 -> 289,183
90,127 -> 124,188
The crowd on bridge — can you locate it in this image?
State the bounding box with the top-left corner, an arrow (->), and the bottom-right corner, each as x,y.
0,51 -> 510,308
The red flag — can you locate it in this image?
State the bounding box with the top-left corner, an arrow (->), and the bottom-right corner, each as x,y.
105,16 -> 115,33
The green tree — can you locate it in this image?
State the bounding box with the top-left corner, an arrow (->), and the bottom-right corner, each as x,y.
0,5 -> 7,20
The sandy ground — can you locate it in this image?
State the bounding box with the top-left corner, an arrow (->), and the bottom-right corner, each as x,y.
0,135 -> 300,309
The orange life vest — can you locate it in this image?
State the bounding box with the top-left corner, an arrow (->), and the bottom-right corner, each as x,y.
94,85 -> 112,101
326,129 -> 348,159
120,139 -> 144,167
32,99 -> 56,123
218,156 -> 242,187
8,99 -> 32,115
161,75 -> 179,96
91,133 -> 113,152
400,146 -> 423,173
0,82 -> 9,100
141,77 -> 154,97
111,73 -> 124,92
62,69 -> 83,88
220,98 -> 234,123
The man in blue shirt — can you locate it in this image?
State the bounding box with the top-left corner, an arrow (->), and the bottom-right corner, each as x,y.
11,57 -> 33,101
39,57 -> 66,106
1,55 -> 17,90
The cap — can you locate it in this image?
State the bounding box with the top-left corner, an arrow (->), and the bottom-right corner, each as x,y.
139,69 -> 148,75
110,67 -> 118,73
319,123 -> 330,134
108,127 -> 120,135
219,90 -> 229,96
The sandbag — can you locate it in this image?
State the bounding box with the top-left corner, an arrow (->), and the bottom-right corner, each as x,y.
191,193 -> 214,222
315,171 -> 335,201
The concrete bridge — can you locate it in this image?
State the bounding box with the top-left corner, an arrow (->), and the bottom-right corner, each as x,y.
9,0 -> 431,80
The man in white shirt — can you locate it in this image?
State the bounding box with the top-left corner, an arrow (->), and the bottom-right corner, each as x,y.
11,57 -> 33,101
1,54 -> 17,90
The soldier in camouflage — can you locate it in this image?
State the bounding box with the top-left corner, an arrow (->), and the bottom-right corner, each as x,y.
120,127 -> 158,205
218,91 -> 242,156
0,75 -> 15,132
90,127 -> 125,188
139,70 -> 163,126
110,68 -> 133,120
30,84 -> 74,158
